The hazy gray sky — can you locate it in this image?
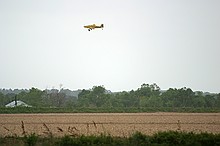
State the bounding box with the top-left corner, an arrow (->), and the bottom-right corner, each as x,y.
0,0 -> 220,92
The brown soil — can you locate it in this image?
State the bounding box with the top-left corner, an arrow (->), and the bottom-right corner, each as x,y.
0,113 -> 220,137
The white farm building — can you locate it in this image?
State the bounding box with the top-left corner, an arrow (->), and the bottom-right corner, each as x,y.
5,100 -> 32,107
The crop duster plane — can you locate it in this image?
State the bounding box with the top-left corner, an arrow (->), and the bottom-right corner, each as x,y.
84,24 -> 104,31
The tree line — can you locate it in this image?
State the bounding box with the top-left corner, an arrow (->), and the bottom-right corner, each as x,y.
0,83 -> 220,108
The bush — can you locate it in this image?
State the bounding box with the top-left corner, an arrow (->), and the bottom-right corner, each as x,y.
129,131 -> 150,146
1,131 -> 220,146
59,135 -> 75,146
151,131 -> 220,146
24,133 -> 38,146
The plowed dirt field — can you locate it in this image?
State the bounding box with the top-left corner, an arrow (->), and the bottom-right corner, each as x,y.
1,113 -> 220,137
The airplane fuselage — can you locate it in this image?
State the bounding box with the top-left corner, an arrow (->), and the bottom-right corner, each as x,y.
84,24 -> 104,31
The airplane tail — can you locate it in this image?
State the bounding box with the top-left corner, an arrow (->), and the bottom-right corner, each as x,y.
101,24 -> 104,28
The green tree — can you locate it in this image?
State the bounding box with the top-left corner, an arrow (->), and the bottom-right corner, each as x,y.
162,87 -> 195,107
177,88 -> 194,107
90,86 -> 109,107
109,94 -> 123,107
77,86 -> 110,107
20,88 -> 44,107
115,91 -> 139,107
0,92 -> 6,107
216,93 -> 220,108
204,95 -> 216,108
161,88 -> 177,107
192,92 -> 205,107
140,95 -> 163,108
136,83 -> 160,98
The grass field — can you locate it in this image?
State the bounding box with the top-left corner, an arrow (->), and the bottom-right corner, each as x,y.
0,113 -> 220,137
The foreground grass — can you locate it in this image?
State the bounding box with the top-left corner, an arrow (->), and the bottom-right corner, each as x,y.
1,131 -> 220,146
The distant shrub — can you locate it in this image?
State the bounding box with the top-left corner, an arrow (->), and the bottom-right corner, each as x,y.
0,107 -> 220,113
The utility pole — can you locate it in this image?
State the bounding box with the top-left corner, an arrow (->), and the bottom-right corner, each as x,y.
15,95 -> 17,107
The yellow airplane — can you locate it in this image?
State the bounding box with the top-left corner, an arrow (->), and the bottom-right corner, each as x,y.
84,24 -> 104,31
